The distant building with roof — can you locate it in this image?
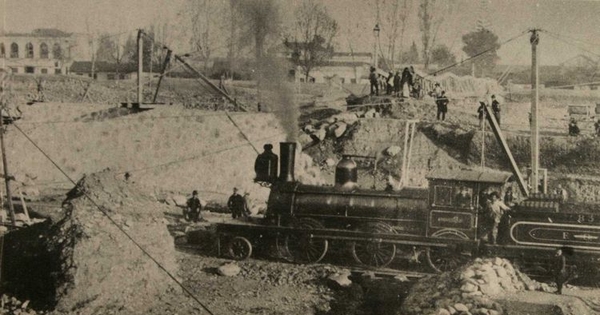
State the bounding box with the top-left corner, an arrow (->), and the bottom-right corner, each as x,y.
288,51 -> 373,84
0,28 -> 75,75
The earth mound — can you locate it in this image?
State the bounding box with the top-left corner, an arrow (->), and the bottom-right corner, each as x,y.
4,170 -> 180,314
52,170 -> 179,314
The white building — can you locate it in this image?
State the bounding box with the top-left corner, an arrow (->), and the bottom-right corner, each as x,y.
0,28 -> 75,75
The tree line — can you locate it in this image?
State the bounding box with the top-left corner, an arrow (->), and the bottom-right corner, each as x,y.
92,0 -> 501,80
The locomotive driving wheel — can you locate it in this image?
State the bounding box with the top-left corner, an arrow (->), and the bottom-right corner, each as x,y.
426,230 -> 471,273
227,236 -> 253,260
426,246 -> 471,273
283,218 -> 329,264
350,222 -> 397,268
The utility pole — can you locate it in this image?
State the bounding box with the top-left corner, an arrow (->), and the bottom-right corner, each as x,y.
530,29 -> 540,194
481,106 -> 486,169
137,29 -> 144,105
0,116 -> 16,226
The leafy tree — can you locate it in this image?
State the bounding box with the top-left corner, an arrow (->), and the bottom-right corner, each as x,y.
95,34 -> 118,63
400,41 -> 420,64
462,28 -> 500,77
285,0 -> 338,81
430,44 -> 456,67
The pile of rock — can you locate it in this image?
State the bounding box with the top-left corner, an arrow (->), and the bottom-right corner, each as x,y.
302,112 -> 359,143
401,257 -> 540,315
0,294 -> 44,315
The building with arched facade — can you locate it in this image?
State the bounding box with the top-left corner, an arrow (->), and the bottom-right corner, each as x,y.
0,28 -> 73,75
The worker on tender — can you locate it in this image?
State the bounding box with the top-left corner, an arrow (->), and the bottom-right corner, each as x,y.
487,192 -> 510,245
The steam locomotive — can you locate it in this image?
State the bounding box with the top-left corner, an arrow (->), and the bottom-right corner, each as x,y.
217,142 -> 600,275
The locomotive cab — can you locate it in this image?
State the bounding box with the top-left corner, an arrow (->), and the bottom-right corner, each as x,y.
426,169 -> 514,241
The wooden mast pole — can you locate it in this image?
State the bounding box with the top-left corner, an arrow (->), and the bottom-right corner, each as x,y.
530,29 -> 540,194
137,29 -> 144,105
0,116 -> 16,226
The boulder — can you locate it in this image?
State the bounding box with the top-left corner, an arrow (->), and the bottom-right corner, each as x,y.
386,145 -> 402,157
333,122 -> 348,138
437,308 -> 451,315
327,270 -> 352,287
333,112 -> 358,125
312,128 -> 327,141
218,262 -> 241,277
461,283 -> 478,293
454,303 -> 469,313
304,124 -> 316,133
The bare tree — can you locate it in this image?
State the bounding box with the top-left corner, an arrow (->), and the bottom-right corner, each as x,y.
285,0 -> 338,82
376,0 -> 411,68
227,0 -> 240,78
96,33 -> 129,79
419,0 -> 456,70
85,18 -> 97,79
186,0 -> 224,71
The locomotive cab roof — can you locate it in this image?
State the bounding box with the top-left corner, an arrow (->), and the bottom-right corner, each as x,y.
426,169 -> 513,185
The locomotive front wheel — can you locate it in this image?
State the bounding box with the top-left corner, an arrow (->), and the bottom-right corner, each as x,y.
350,222 -> 397,268
227,236 -> 253,260
426,246 -> 469,273
284,218 -> 329,264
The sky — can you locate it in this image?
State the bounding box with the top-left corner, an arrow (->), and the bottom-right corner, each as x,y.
1,0 -> 600,65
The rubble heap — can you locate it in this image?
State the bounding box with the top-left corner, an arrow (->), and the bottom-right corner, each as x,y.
47,170 -> 179,314
401,257 -> 540,315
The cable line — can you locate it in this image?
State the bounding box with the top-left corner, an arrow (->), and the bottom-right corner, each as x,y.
428,30 -> 529,77
11,123 -> 217,315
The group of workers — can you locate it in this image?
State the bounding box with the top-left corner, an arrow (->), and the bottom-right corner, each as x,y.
369,66 -> 422,99
477,95 -> 502,127
570,118 -> 600,136
184,187 -> 252,223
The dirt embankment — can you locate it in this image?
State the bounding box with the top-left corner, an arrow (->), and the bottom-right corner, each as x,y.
3,171 -> 180,314
6,104 -> 289,204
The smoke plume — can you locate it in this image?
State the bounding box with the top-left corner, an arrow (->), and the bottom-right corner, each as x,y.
257,58 -> 299,142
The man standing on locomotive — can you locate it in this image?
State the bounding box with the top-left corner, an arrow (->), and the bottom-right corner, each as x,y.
488,192 -> 510,245
228,187 -> 246,219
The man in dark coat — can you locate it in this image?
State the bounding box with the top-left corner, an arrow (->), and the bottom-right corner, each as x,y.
186,190 -> 202,222
554,248 -> 576,294
491,95 -> 501,126
436,91 -> 449,121
568,119 -> 580,136
228,187 -> 246,219
393,71 -> 401,96
369,67 -> 379,96
477,102 -> 487,128
386,71 -> 394,95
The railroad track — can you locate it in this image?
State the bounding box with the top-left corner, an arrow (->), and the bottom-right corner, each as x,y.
176,242 -> 432,280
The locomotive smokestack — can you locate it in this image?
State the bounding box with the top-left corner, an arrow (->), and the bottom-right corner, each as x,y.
279,142 -> 296,182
